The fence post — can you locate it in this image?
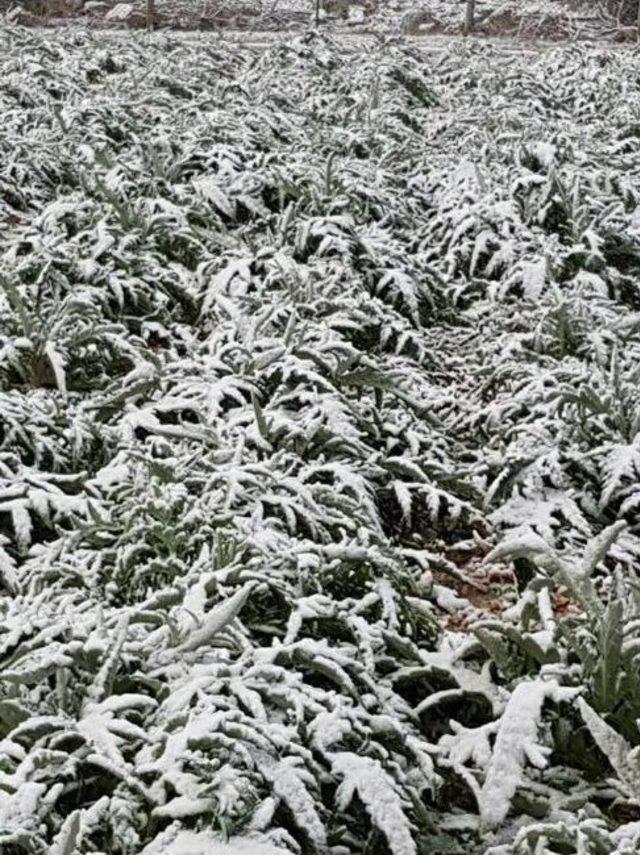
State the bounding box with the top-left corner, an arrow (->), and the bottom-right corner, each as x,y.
464,0 -> 475,34
146,0 -> 155,30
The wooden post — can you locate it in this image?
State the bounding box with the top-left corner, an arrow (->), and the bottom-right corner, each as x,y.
315,0 -> 320,26
464,0 -> 475,34
146,0 -> 155,30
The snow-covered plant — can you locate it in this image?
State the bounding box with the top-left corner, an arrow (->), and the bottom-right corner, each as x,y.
1,23 -> 640,855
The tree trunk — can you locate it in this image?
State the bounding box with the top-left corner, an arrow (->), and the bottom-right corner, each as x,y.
315,0 -> 320,26
637,0 -> 640,40
464,0 -> 475,34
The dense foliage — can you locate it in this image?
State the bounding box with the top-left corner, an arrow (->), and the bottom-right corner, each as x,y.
1,26 -> 640,855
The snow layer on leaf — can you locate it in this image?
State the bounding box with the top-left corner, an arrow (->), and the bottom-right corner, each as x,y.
141,829 -> 290,855
331,752 -> 416,855
479,680 -> 578,829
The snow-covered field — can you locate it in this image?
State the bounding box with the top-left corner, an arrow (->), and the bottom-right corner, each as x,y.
1,25 -> 640,855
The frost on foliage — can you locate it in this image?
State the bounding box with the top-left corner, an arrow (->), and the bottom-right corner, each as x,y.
260,756 -> 327,850
141,828 -> 292,855
1,24 -> 640,855
331,752 -> 416,855
599,437 -> 640,510
578,698 -> 640,800
479,681 -> 580,828
173,579 -> 259,652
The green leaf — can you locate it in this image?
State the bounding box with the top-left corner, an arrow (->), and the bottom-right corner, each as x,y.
591,598 -> 623,713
